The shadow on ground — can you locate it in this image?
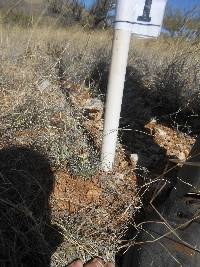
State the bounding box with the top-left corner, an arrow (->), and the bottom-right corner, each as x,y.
87,61 -> 200,266
0,146 -> 63,267
87,62 -> 182,193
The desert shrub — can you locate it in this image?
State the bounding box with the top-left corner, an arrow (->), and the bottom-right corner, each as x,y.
2,10 -> 33,27
46,0 -> 86,26
122,37 -> 200,132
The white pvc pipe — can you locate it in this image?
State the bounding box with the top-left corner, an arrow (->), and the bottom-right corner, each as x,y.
101,29 -> 131,172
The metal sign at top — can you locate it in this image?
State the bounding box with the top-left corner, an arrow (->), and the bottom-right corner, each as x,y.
115,0 -> 167,38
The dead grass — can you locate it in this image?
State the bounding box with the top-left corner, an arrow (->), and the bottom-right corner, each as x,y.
0,24 -> 137,266
0,20 -> 200,266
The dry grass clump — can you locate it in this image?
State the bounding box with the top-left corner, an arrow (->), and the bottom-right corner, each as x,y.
0,24 -> 137,266
80,34 -> 200,136
127,37 -> 200,121
0,25 -> 105,175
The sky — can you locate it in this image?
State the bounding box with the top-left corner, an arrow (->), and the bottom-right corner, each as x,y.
83,0 -> 200,11
168,0 -> 200,10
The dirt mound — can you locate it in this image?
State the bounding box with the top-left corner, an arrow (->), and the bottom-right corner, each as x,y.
51,171 -> 102,214
51,170 -> 137,228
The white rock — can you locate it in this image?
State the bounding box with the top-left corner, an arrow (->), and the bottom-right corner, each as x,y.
150,118 -> 157,123
38,80 -> 52,92
84,98 -> 103,112
178,152 -> 186,161
130,153 -> 139,164
157,128 -> 167,137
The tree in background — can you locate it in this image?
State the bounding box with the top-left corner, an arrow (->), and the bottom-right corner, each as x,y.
163,5 -> 200,38
187,13 -> 200,39
47,0 -> 63,14
46,0 -> 116,28
89,0 -> 116,28
46,0 -> 85,25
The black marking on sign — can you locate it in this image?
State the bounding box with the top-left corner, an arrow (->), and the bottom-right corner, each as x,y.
114,20 -> 160,27
137,0 -> 152,22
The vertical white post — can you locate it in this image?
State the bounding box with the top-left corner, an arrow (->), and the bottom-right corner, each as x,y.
101,29 -> 131,172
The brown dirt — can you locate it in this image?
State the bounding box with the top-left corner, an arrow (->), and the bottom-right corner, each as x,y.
51,170 -> 102,214
51,169 -> 137,228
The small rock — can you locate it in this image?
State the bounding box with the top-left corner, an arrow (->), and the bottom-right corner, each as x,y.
130,153 -> 139,165
84,98 -> 103,112
178,151 -> 186,161
157,128 -> 167,138
114,173 -> 124,183
38,80 -> 51,92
